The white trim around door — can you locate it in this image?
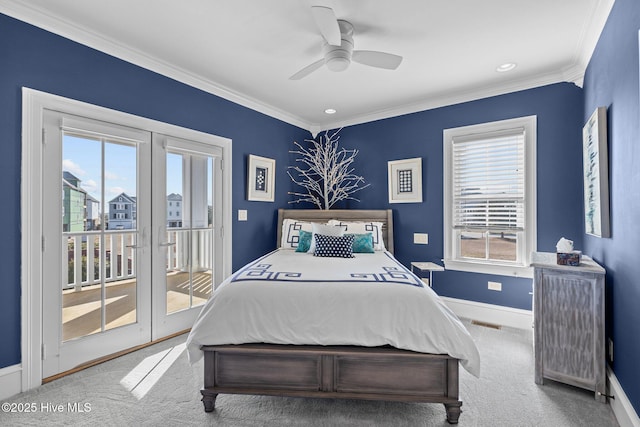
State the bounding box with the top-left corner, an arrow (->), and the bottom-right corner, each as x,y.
21,87 -> 232,392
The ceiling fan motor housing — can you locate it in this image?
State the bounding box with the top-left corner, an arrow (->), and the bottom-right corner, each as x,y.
323,20 -> 354,72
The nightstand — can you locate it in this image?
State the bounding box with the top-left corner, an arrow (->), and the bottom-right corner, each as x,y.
410,262 -> 444,287
531,251 -> 606,402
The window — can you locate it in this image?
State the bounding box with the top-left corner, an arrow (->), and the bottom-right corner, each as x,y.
443,116 -> 536,277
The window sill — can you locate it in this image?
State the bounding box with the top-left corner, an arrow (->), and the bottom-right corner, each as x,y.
444,259 -> 533,279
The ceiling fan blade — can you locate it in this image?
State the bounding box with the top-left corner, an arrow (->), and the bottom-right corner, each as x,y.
289,59 -> 325,80
311,6 -> 341,46
352,50 -> 403,70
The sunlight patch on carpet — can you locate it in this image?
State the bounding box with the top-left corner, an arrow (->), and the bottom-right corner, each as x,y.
120,343 -> 186,399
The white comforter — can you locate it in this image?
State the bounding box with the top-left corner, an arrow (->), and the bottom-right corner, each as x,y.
186,249 -> 480,377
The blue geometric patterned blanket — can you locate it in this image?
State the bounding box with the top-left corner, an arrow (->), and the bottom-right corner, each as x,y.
230,249 -> 423,287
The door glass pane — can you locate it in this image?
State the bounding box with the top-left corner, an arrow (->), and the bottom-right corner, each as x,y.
104,142 -> 138,331
62,135 -> 138,341
165,153 -> 213,314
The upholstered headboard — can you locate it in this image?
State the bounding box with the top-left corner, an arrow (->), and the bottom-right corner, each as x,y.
277,209 -> 394,254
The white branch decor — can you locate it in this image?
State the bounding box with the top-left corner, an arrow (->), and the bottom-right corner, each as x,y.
287,129 -> 369,210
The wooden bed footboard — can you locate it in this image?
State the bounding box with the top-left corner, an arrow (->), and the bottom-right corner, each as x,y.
200,344 -> 462,424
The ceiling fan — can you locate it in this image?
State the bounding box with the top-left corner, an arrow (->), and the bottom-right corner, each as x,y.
290,6 -> 403,80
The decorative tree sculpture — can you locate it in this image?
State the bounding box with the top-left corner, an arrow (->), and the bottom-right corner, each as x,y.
287,129 -> 369,210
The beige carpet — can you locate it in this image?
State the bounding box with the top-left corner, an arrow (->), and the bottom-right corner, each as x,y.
1,320 -> 619,426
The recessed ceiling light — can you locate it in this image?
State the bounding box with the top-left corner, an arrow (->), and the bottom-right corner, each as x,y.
496,63 -> 517,72
324,108 -> 337,114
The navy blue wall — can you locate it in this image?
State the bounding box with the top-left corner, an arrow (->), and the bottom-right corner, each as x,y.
335,82 -> 585,310
582,0 -> 640,414
4,9 -> 628,408
0,13 -> 307,369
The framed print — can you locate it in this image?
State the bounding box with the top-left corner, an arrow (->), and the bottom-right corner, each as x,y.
583,107 -> 610,237
247,154 -> 275,202
388,157 -> 423,203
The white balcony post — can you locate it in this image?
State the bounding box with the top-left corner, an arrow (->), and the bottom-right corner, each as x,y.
108,234 -> 116,280
88,234 -> 96,285
74,235 -> 82,292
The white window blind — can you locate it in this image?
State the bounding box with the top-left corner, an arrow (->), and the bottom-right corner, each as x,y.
452,128 -> 525,232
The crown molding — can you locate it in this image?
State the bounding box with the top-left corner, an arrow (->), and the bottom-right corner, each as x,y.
0,0 -> 311,132
314,68 -> 581,133
573,0 -> 616,77
1,0 -> 614,136
313,0 -> 615,133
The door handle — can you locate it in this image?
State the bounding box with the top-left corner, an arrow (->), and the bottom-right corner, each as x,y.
126,227 -> 149,249
159,242 -> 176,247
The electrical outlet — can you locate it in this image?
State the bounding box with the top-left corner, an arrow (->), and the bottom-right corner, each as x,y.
488,281 -> 502,291
608,338 -> 614,362
413,233 -> 429,244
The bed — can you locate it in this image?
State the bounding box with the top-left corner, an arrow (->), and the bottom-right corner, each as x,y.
186,209 -> 479,424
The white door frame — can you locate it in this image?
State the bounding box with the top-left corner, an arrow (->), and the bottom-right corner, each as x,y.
41,109 -> 154,378
151,133 -> 225,339
20,87 -> 232,391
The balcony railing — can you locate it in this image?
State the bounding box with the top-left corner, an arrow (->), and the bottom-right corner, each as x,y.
64,228 -> 213,290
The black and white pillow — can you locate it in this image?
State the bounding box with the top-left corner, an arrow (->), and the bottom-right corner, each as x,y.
280,219 -> 314,250
327,220 -> 386,251
313,234 -> 354,258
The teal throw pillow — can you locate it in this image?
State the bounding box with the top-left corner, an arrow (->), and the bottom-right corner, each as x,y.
295,230 -> 313,252
349,233 -> 375,253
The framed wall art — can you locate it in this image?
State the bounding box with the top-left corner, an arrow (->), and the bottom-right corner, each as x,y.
247,154 -> 275,202
583,106 -> 610,237
388,157 -> 423,203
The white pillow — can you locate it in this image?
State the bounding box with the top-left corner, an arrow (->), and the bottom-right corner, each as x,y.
327,220 -> 386,251
308,222 -> 346,253
280,219 -> 314,250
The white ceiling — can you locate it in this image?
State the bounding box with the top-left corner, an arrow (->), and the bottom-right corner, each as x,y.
1,0 -> 614,135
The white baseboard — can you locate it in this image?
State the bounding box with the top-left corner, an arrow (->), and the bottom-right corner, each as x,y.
0,364 -> 22,400
441,296 -> 533,330
608,367 -> 640,427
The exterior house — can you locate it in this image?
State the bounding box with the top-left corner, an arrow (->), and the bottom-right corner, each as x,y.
167,193 -> 183,228
107,193 -> 136,230
62,171 -> 86,232
85,194 -> 101,230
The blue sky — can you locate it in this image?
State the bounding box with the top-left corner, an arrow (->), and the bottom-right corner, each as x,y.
63,135 -> 184,210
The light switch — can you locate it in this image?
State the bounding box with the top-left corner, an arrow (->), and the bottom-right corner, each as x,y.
413,233 -> 429,244
238,209 -> 248,221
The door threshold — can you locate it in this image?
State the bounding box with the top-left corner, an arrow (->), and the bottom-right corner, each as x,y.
42,329 -> 190,384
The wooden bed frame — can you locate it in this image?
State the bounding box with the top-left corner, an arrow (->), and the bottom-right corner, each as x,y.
200,209 -> 463,424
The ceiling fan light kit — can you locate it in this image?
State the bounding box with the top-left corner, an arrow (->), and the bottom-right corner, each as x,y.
324,21 -> 354,72
290,7 -> 403,80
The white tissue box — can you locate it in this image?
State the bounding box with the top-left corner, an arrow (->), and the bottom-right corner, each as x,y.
557,251 -> 582,266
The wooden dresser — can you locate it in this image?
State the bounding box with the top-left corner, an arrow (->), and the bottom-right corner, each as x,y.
531,252 -> 606,402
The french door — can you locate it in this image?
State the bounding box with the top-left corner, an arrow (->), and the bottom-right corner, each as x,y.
151,134 -> 223,340
41,110 -> 224,378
